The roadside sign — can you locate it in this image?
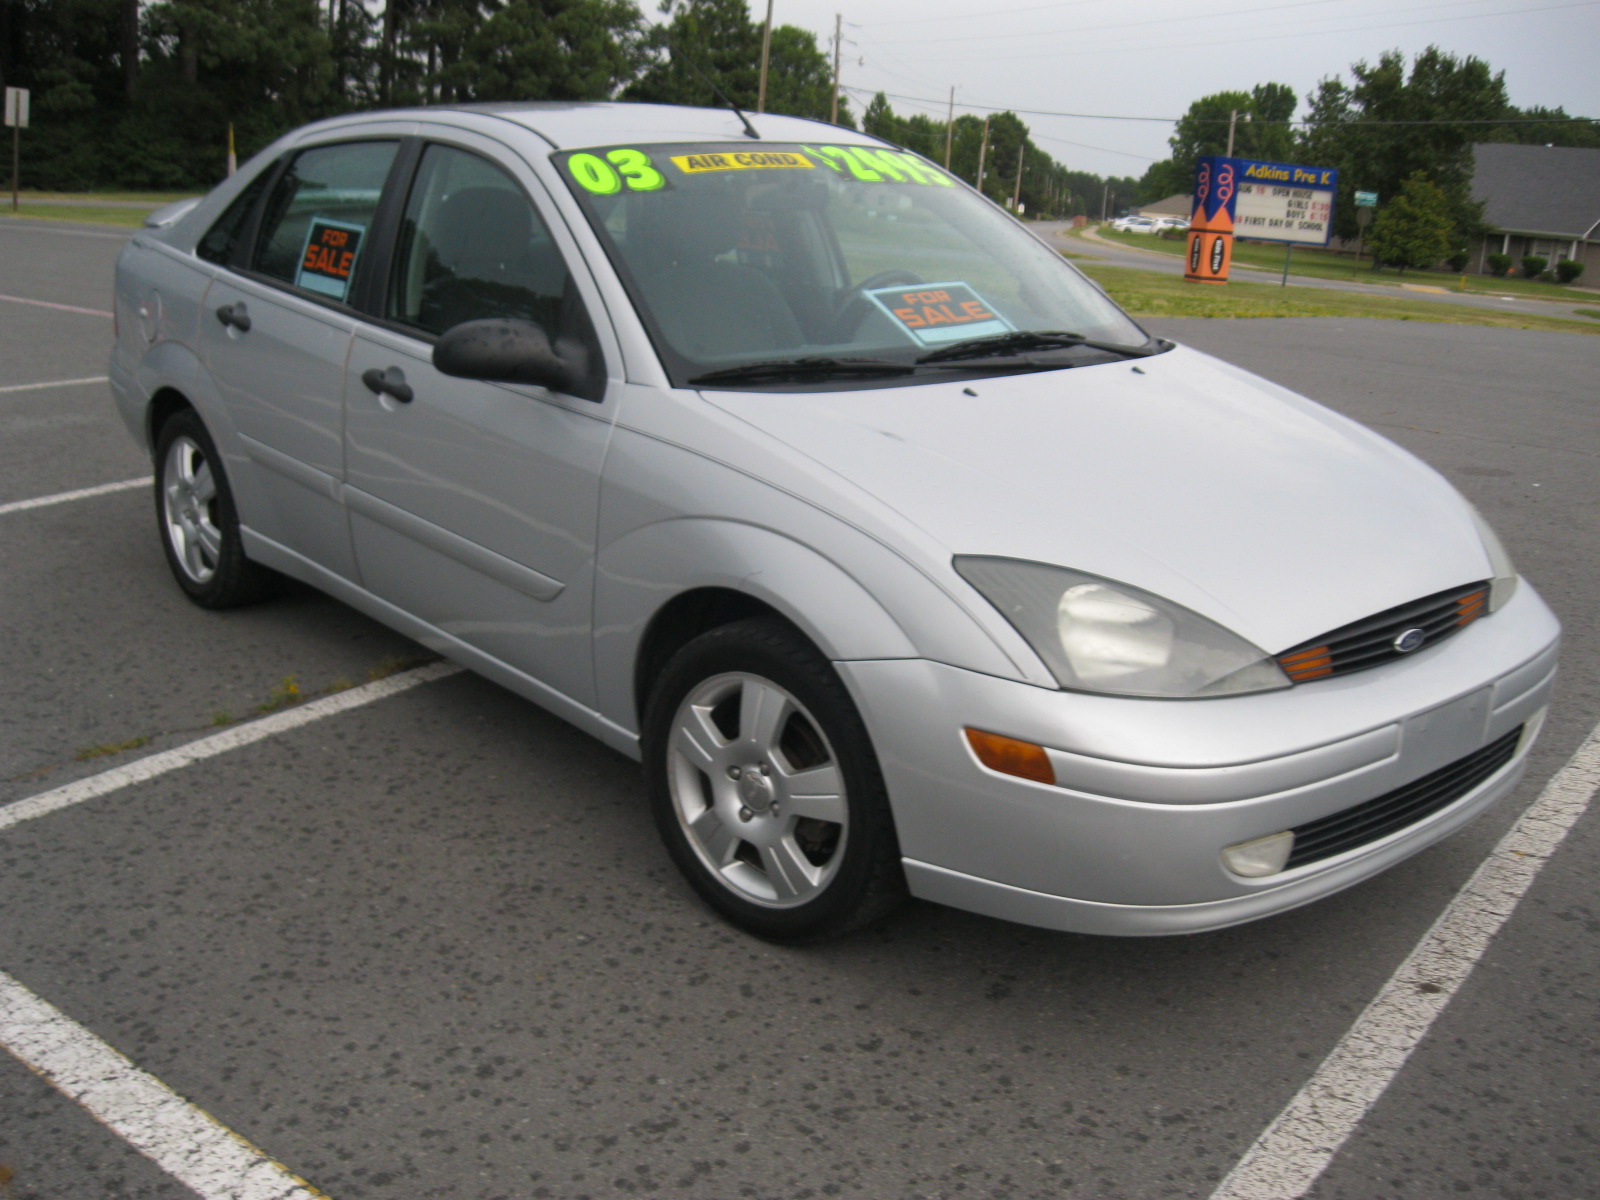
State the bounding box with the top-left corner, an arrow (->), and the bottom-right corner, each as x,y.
1355,190 -> 1379,208
6,87 -> 26,214
3,87 -> 28,129
1231,159 -> 1337,246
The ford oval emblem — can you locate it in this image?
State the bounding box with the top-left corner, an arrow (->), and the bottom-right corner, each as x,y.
1393,627 -> 1427,654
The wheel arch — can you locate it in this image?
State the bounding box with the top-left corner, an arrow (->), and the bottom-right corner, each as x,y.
147,386 -> 195,453
595,518 -> 923,735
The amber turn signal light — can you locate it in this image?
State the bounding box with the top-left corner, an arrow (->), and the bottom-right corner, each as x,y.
964,728 -> 1056,785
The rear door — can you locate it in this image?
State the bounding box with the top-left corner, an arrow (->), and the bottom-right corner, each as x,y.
197,138 -> 402,580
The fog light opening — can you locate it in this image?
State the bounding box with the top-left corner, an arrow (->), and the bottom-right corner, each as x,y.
1222,830 -> 1295,878
964,728 -> 1056,786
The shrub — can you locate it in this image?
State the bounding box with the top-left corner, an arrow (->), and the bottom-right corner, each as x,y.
1486,253 -> 1512,276
1446,250 -> 1470,273
1521,255 -> 1549,278
1556,259 -> 1585,284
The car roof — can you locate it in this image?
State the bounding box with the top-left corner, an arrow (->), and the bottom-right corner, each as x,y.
321,101 -> 881,151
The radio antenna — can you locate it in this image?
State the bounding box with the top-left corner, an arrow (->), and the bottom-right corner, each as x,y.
663,35 -> 762,139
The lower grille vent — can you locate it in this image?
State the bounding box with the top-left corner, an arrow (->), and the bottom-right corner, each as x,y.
1285,725 -> 1523,869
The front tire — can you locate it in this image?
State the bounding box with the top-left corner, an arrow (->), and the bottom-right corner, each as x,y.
643,618 -> 906,942
154,409 -> 276,608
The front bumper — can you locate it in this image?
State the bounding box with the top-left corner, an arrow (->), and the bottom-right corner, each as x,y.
839,581 -> 1560,935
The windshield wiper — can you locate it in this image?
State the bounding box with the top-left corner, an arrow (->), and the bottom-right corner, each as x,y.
688,356 -> 915,385
915,330 -> 1159,364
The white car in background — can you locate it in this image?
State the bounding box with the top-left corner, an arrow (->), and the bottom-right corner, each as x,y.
1109,214 -> 1157,233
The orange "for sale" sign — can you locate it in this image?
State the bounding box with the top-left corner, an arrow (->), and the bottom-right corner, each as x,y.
865,281 -> 1013,347
296,218 -> 365,300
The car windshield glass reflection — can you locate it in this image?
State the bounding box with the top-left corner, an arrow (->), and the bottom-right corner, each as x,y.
556,142 -> 1151,388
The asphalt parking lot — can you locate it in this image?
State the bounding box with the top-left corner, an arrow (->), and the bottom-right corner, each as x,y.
1,216 -> 1597,1200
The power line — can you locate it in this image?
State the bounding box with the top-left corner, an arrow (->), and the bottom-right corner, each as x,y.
852,86 -> 1599,128
885,0 -> 1377,47
889,0 -> 1600,65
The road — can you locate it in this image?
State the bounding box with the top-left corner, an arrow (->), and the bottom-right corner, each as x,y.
1043,220 -> 1600,325
1,216 -> 1596,1200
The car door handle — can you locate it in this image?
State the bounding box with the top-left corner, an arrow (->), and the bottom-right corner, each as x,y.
361,366 -> 414,404
215,302 -> 251,332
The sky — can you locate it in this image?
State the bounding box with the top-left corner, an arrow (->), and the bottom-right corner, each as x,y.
756,0 -> 1600,180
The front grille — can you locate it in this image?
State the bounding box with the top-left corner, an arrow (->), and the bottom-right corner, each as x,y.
1285,725 -> 1523,869
1276,582 -> 1489,684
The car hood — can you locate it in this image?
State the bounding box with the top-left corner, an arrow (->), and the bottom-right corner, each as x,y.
700,344 -> 1491,655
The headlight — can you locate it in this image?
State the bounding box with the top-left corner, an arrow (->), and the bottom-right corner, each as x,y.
955,557 -> 1290,699
1468,506 -> 1518,612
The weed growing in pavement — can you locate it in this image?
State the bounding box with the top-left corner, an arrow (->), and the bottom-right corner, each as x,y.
258,675 -> 301,713
210,710 -> 233,726
368,654 -> 436,681
74,736 -> 151,762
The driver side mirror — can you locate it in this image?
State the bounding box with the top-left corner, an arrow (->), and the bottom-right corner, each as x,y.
433,318 -> 585,394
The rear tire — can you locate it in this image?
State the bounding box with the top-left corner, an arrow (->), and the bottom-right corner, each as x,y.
642,617 -> 906,942
154,408 -> 276,609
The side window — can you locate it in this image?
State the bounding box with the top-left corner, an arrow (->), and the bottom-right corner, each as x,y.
388,144 -> 569,338
251,140 -> 398,302
196,166 -> 274,266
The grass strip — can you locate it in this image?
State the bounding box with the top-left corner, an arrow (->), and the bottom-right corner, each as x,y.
1080,263 -> 1600,335
1,204 -> 151,227
1090,228 -> 1596,303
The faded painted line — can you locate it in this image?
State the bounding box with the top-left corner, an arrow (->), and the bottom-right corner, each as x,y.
1210,717 -> 1600,1200
0,476 -> 152,516
0,221 -> 131,241
0,661 -> 463,834
0,374 -> 110,395
0,969 -> 328,1199
0,292 -> 115,318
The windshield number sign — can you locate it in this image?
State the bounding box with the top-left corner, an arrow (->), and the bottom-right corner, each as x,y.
866,282 -> 1013,347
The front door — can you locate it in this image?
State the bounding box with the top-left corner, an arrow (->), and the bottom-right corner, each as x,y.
343,139 -> 614,709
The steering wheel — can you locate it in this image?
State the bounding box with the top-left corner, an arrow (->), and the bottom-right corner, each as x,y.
831,270 -> 923,341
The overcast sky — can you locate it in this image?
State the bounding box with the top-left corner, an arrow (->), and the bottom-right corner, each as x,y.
759,0 -> 1600,179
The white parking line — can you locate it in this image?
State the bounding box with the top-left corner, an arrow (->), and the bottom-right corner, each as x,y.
0,970 -> 328,1199
0,477 -> 152,516
1210,717 -> 1600,1200
0,375 -> 110,395
0,660 -> 463,835
0,292 -> 115,318
0,659 -> 463,1196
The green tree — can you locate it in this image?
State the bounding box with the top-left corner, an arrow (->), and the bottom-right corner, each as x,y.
1139,82 -> 1297,202
624,0 -> 842,123
443,0 -> 643,102
1368,172 -> 1454,272
1299,46 -> 1507,241
1483,104 -> 1600,149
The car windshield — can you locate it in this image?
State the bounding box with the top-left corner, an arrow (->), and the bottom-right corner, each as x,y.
554,141 -> 1152,388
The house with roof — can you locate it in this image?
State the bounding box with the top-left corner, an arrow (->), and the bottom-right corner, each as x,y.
1135,193 -> 1192,222
1470,143 -> 1600,276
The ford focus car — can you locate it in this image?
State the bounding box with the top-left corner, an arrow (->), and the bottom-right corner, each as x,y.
109,103 -> 1559,942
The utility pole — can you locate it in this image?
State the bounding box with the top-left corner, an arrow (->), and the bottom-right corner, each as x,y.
975,114 -> 989,195
829,13 -> 842,124
1101,182 -> 1108,222
1011,144 -> 1024,211
1226,109 -> 1249,157
757,0 -> 774,113
944,86 -> 954,168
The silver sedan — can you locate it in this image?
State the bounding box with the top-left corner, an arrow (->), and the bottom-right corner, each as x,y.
110,102 -> 1559,942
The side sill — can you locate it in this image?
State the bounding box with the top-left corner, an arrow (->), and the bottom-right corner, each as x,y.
239,526 -> 637,759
